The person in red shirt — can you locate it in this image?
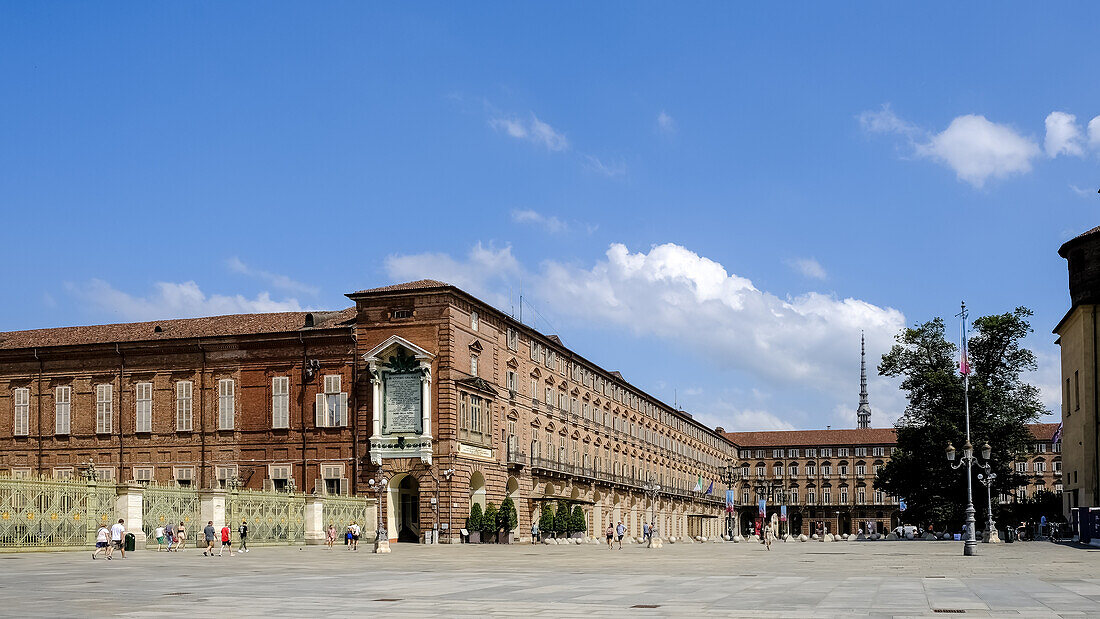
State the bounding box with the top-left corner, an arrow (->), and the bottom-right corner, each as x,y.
218,524 -> 234,557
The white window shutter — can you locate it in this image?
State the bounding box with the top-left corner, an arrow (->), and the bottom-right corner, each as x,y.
315,393 -> 325,427
339,478 -> 348,496
338,392 -> 348,426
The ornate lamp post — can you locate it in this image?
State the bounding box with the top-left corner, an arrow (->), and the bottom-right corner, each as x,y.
724,463 -> 740,539
643,478 -> 661,544
975,442 -> 999,542
945,301 -> 979,557
946,439 -> 993,555
369,475 -> 389,553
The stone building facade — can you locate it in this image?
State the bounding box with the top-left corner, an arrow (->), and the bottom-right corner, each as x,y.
1055,225 -> 1100,519
0,280 -> 732,543
723,423 -> 1063,536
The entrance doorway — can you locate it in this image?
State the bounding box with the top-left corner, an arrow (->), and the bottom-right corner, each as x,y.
396,475 -> 420,543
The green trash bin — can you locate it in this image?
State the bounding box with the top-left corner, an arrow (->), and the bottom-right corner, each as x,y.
124,532 -> 136,552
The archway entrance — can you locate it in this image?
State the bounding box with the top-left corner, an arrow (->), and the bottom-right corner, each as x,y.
789,511 -> 804,536
838,511 -> 851,536
395,475 -> 420,543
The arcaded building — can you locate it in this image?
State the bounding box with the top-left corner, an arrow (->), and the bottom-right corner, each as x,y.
0,279 -> 731,543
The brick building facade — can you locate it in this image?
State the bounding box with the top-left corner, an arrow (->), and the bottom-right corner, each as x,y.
0,280 -> 731,543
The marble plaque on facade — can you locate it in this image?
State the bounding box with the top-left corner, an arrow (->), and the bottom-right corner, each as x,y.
384,371 -> 421,434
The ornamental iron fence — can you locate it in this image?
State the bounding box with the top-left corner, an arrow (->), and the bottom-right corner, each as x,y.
321,494 -> 374,537
0,475 -> 116,549
142,483 -> 200,546
225,489 -> 306,544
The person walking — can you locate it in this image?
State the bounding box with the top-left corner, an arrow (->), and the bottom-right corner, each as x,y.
605,522 -> 615,550
164,521 -> 175,551
219,523 -> 233,557
345,524 -> 352,549
326,523 -> 337,549
531,521 -> 539,544
93,523 -> 111,560
155,525 -> 166,551
176,522 -> 187,552
642,522 -> 651,544
763,522 -> 773,551
203,521 -> 217,556
349,521 -> 361,551
237,520 -> 249,553
110,519 -> 126,559
615,521 -> 626,550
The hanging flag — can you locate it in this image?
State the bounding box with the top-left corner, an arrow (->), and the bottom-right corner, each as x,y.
899,498 -> 907,511
725,490 -> 736,513
705,480 -> 714,495
758,498 -> 766,518
780,505 -> 787,522
959,344 -> 970,375
1052,422 -> 1063,444
693,475 -> 703,492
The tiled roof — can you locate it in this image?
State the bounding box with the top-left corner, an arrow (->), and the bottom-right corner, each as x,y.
724,428 -> 897,448
348,279 -> 450,296
1028,422 -> 1060,441
0,308 -> 355,350
1058,225 -> 1100,257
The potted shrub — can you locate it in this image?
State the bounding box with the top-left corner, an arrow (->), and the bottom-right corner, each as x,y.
481,502 -> 499,543
466,503 -> 482,544
539,504 -> 555,540
570,505 -> 586,539
554,500 -> 571,538
499,497 -> 519,544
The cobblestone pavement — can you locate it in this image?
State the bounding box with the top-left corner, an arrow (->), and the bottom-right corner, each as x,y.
1,538 -> 1098,618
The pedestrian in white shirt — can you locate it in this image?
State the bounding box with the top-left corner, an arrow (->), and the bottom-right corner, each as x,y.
110,519 -> 126,558
92,523 -> 111,560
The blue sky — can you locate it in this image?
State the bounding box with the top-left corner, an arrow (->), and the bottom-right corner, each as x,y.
1,3 -> 1097,431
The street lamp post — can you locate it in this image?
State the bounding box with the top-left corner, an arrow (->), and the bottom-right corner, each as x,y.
643,479 -> 661,546
945,301 -> 978,557
368,475 -> 390,554
975,442 -> 999,543
947,439 -> 995,555
724,463 -> 739,540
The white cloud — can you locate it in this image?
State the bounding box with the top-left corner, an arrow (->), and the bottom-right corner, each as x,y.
1089,115 -> 1100,148
1071,184 -> 1097,197
511,209 -> 567,233
914,115 -> 1040,188
384,241 -> 907,429
728,409 -> 796,432
490,113 -> 569,152
384,242 -> 521,308
657,111 -> 676,135
787,258 -> 827,280
227,257 -> 319,296
583,155 -> 627,178
858,105 -> 920,137
66,279 -> 305,321
1044,111 -> 1085,158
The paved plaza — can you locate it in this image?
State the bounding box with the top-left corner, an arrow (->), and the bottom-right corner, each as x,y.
1,539 -> 1097,618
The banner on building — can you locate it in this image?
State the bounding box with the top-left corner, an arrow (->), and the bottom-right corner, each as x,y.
780,505 -> 787,522
758,498 -> 766,518
725,490 -> 735,513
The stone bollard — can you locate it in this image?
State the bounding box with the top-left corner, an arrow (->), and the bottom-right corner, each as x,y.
799,534 -> 808,542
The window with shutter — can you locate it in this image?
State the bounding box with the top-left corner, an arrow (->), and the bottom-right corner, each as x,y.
218,379 -> 234,430
176,381 -> 193,431
13,388 -> 30,436
55,386 -> 71,435
272,377 -> 290,428
96,384 -> 113,434
135,382 -> 152,433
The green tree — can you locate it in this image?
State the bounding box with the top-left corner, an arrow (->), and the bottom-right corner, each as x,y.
466,502 -> 483,532
554,500 -> 571,535
571,506 -> 587,535
874,308 -> 1044,530
538,503 -> 555,535
499,497 -> 519,534
481,502 -> 499,539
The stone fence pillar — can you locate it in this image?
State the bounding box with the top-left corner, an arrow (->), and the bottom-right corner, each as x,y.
198,488 -> 227,547
115,484 -> 146,546
305,497 -> 324,545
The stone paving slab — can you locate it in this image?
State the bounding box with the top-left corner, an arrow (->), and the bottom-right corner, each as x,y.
0,540 -> 1097,617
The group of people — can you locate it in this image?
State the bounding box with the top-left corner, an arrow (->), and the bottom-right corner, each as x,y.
92,519 -> 129,560
324,521 -> 362,550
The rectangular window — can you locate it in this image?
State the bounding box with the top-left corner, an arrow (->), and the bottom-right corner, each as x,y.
53,467 -> 75,480
742,490 -> 750,504
176,381 -> 193,431
840,488 -> 848,503
174,466 -> 194,487
506,371 -> 517,394
773,449 -> 783,458
823,489 -> 831,504
55,386 -> 71,435
317,375 -> 347,427
856,464 -> 866,476
507,327 -> 518,351
858,488 -> 866,503
135,382 -> 152,433
821,448 -> 832,457
96,384 -> 113,434
1066,377 -> 1072,414
470,310 -> 479,331
322,464 -> 346,495
1035,461 -> 1046,473
838,448 -> 849,457
133,466 -> 154,483
216,465 -> 239,488
269,465 -> 291,492
470,354 -> 479,376
873,447 -> 884,456
855,447 -> 866,457
218,379 -> 235,430
272,377 -> 290,429
874,490 -> 883,504
13,387 -> 30,437
789,489 -> 798,504
1016,462 -> 1027,473
788,448 -> 800,458
806,448 -> 817,458
808,489 -> 816,504
470,395 -> 482,433
1074,370 -> 1080,411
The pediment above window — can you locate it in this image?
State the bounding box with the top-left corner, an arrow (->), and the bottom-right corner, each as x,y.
469,340 -> 484,353
506,357 -> 518,369
455,376 -> 498,397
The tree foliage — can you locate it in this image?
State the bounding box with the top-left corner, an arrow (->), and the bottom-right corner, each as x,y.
554,500 -> 571,534
571,505 -> 587,535
481,502 -> 499,537
499,497 -> 519,533
539,503 -> 555,534
874,307 -> 1044,529
466,502 -> 483,532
